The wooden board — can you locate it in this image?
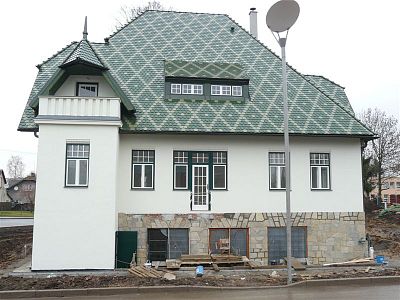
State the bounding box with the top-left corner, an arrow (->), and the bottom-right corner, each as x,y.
166,259 -> 182,269
129,266 -> 164,278
284,257 -> 306,271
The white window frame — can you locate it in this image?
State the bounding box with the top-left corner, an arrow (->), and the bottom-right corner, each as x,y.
232,86 -> 242,96
77,83 -> 98,97
171,83 -> 181,94
182,84 -> 203,95
131,150 -> 155,189
396,182 -> 400,189
132,164 -> 154,189
65,144 -> 90,187
269,152 -> 286,190
310,153 -> 331,190
211,85 -> 231,96
174,164 -> 188,190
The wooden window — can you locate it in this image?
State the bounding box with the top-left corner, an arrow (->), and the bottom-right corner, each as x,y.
310,153 -> 330,190
132,150 -> 155,189
65,144 -> 89,187
209,228 -> 248,256
269,152 -> 286,190
171,84 -> 181,94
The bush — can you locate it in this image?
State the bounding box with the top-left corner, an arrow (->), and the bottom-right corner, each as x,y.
378,204 -> 400,218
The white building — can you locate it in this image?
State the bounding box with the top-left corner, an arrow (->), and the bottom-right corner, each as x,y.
19,10 -> 374,270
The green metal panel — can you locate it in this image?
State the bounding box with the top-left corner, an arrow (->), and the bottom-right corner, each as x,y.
115,231 -> 138,268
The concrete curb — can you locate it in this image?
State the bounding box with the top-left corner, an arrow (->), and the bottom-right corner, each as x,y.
0,276 -> 399,299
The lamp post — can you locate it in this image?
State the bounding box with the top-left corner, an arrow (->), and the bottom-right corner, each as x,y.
266,0 -> 300,285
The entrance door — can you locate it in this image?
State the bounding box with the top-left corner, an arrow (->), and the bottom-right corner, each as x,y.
192,165 -> 209,210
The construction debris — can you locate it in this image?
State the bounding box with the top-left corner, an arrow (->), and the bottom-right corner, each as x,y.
128,266 -> 165,278
284,257 -> 306,271
162,272 -> 176,281
322,258 -> 374,267
166,254 -> 250,270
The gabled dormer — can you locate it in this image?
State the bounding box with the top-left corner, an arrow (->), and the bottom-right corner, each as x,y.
30,17 -> 134,127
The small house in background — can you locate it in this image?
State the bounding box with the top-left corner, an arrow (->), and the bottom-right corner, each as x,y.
0,169 -> 12,210
6,173 -> 36,211
370,176 -> 400,205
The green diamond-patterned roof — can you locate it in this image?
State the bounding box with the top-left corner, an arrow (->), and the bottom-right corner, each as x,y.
165,60 -> 248,79
19,11 -> 373,137
61,39 -> 104,68
305,75 -> 355,116
18,42 -> 78,131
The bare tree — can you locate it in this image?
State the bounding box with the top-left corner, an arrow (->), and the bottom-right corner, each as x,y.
115,1 -> 171,28
7,155 -> 25,179
359,108 -> 400,203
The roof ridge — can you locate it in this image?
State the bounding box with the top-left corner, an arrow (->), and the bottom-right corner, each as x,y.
106,10 -> 228,41
36,41 -> 78,69
225,14 -> 373,136
305,74 -> 345,89
85,39 -> 107,68
60,40 -> 82,66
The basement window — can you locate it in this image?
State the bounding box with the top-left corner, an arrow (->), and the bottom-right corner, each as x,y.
209,228 -> 248,256
147,228 -> 189,261
267,227 -> 307,264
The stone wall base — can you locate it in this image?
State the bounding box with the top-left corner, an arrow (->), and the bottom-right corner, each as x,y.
118,212 -> 367,265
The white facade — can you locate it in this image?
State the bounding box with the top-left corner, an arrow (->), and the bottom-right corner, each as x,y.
117,134 -> 363,214
32,123 -> 119,270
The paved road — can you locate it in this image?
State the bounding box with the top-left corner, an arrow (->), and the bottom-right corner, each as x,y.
25,283 -> 400,300
0,218 -> 34,227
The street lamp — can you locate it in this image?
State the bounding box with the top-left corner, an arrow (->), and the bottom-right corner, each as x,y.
266,0 -> 300,284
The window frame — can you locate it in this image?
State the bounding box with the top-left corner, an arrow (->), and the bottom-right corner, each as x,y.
310,153 -> 331,190
182,84 -> 203,95
76,82 -> 98,97
208,228 -> 249,257
147,228 -> 189,261
172,151 -> 228,191
269,152 -> 286,190
171,83 -> 182,94
65,143 -> 90,188
232,86 -> 243,96
131,150 -> 155,190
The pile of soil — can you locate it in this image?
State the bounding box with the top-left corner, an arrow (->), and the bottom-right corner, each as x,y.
0,226 -> 32,269
366,211 -> 400,258
1,267 -> 400,291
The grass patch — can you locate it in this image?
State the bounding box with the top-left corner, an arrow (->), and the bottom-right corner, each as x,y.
379,204 -> 400,218
0,211 -> 34,217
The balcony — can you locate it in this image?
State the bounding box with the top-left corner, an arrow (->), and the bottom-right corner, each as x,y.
35,96 -> 121,125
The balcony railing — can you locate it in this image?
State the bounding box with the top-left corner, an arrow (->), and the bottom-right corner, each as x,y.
38,96 -> 121,119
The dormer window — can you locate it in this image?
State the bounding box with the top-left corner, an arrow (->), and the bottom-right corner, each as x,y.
76,83 -> 98,97
211,85 -> 242,97
171,84 -> 203,95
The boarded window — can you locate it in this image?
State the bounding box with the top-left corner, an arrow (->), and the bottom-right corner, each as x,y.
267,227 -> 307,263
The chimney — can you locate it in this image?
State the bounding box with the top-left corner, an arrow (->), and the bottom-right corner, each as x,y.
249,8 -> 258,39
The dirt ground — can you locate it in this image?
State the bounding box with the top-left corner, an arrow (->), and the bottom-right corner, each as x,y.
366,211 -> 400,259
1,214 -> 400,291
0,226 -> 32,270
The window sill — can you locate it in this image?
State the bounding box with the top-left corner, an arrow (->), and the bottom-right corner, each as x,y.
64,185 -> 88,188
131,188 -> 155,191
310,189 -> 332,191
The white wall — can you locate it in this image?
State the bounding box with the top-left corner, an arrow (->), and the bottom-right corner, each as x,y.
117,134 -> 363,214
32,124 -> 119,270
55,75 -> 117,97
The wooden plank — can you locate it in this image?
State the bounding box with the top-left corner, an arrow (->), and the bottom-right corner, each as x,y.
181,254 -> 211,261
284,257 -> 306,270
166,259 -> 181,269
212,263 -> 220,272
323,258 -> 373,267
128,268 -> 145,277
247,260 -> 260,269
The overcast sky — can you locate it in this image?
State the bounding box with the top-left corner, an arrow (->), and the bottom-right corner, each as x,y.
0,0 -> 399,177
